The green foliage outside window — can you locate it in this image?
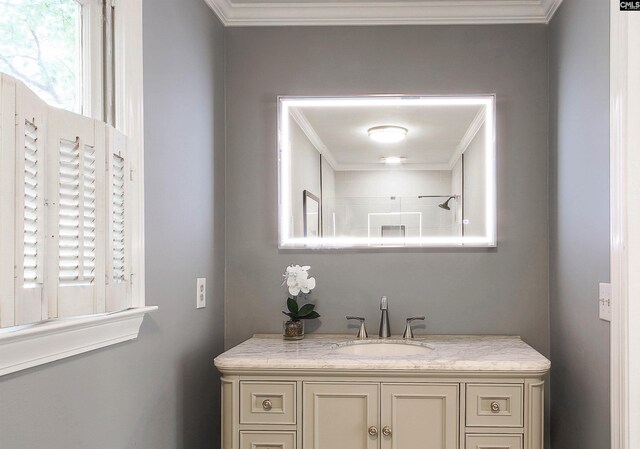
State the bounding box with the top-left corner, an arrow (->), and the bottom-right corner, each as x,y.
0,0 -> 81,112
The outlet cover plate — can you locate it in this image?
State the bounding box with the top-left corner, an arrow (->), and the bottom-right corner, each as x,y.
197,278 -> 206,309
599,282 -> 611,322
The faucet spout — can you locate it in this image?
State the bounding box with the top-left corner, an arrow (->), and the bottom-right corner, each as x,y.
379,296 -> 391,338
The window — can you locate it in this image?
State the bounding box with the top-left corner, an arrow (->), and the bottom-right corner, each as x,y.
0,0 -> 152,377
0,0 -> 104,118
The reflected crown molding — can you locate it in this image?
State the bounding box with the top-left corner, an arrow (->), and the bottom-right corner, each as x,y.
448,107 -> 486,169
289,103 -> 485,172
203,0 -> 563,27
289,106 -> 339,171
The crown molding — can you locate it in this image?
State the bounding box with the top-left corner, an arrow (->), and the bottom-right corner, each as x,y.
204,0 -> 563,27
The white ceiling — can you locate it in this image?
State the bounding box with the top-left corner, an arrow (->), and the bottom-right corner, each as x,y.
203,0 -> 563,27
291,103 -> 484,170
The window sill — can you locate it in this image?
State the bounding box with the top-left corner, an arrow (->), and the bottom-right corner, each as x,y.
0,306 -> 158,376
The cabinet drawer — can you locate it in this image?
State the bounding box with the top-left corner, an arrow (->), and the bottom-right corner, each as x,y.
240,431 -> 296,449
466,434 -> 523,449
240,382 -> 296,425
466,384 -> 523,427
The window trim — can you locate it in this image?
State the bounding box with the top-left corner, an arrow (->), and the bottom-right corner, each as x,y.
0,306 -> 156,376
0,0 -> 154,377
78,0 -> 104,120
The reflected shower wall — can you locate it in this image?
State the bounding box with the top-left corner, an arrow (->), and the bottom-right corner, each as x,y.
323,196 -> 461,239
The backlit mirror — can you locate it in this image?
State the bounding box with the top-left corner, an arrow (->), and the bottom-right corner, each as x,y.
278,96 -> 496,248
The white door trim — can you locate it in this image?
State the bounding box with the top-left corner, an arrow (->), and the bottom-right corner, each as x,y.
610,3 -> 640,449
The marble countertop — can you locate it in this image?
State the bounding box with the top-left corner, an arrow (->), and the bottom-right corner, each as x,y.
214,334 -> 550,375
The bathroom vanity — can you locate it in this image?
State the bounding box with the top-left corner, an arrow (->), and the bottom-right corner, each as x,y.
214,335 -> 550,449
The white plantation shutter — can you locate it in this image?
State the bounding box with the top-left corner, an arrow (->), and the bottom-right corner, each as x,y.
47,110 -> 106,318
106,126 -> 131,312
0,75 -> 137,329
13,83 -> 48,325
0,75 -> 17,327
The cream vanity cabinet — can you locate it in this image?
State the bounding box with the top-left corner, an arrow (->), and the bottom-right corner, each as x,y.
302,382 -> 458,449
215,335 -> 550,449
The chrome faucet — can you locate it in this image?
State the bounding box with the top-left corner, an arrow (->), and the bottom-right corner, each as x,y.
346,316 -> 368,339
379,296 -> 391,338
402,316 -> 426,339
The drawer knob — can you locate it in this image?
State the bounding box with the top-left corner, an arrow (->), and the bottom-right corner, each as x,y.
368,426 -> 379,438
382,426 -> 392,437
262,399 -> 273,411
490,401 -> 500,412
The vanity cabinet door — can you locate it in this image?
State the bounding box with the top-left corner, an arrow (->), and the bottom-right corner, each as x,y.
381,384 -> 459,449
303,383 -> 379,449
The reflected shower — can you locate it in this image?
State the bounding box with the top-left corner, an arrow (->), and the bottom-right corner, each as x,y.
417,194 -> 458,211
438,196 -> 456,211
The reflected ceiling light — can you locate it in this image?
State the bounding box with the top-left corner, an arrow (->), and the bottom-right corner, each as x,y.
380,156 -> 406,164
368,125 -> 408,143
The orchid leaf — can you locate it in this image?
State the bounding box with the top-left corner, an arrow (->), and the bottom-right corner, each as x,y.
287,297 -> 299,314
299,311 -> 320,320
298,303 -> 315,316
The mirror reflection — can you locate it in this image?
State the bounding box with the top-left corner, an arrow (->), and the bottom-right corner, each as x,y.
278,96 -> 496,248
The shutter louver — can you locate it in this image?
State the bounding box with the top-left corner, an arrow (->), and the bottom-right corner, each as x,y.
112,154 -> 125,283
106,126 -> 131,312
58,138 -> 82,285
58,139 -> 98,287
82,144 -> 97,283
23,120 -> 40,287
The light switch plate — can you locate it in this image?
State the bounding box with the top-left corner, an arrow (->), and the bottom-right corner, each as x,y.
196,278 -> 206,309
599,282 -> 611,322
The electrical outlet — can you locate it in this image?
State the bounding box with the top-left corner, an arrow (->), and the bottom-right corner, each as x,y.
599,282 -> 611,322
196,278 -> 206,309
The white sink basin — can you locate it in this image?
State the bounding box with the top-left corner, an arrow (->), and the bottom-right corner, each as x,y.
333,340 -> 433,356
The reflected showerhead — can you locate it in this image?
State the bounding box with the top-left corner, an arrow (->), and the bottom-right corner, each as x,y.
438,196 -> 455,211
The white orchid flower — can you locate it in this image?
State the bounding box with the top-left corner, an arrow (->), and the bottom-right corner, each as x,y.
282,264 -> 316,297
300,276 -> 316,294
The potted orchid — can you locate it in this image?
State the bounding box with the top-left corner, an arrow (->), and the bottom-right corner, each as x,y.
282,265 -> 320,340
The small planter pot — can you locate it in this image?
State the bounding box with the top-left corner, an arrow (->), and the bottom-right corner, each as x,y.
283,320 -> 304,340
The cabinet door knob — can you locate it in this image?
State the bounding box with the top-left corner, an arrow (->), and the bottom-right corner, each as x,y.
262,399 -> 273,411
382,426 -> 392,437
368,426 -> 379,437
490,401 -> 500,412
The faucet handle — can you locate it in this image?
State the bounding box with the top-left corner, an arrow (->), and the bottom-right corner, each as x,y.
346,316 -> 369,340
402,316 -> 426,339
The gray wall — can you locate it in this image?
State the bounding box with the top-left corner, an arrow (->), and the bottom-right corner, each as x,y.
549,1 -> 610,448
0,0 -> 226,448
224,25 -> 550,365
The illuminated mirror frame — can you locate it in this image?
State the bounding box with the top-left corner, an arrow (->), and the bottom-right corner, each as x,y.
277,95 -> 497,249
